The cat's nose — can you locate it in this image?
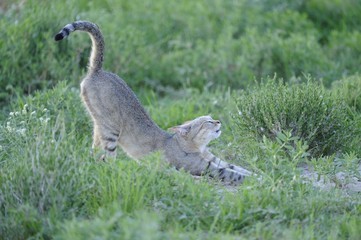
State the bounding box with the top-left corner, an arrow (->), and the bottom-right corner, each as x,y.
215,120 -> 221,124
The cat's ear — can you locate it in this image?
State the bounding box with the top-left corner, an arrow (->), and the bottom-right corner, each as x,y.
168,123 -> 191,136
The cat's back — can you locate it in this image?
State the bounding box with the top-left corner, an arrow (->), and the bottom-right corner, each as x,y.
80,71 -> 152,125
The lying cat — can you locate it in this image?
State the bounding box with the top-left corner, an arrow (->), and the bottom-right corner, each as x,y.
54,21 -> 251,184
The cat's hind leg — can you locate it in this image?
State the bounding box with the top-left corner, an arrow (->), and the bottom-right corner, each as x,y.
94,123 -> 120,159
92,125 -> 102,150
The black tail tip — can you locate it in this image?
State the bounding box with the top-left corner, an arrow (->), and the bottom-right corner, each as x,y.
54,33 -> 64,41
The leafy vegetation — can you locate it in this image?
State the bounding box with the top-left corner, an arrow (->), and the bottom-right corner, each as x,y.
0,0 -> 360,239
235,78 -> 359,157
332,75 -> 361,113
1,83 -> 360,239
1,0 -> 361,106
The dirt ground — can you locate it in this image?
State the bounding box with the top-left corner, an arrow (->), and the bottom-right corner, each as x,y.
300,164 -> 361,192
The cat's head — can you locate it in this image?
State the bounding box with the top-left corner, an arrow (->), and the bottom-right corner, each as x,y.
169,116 -> 221,151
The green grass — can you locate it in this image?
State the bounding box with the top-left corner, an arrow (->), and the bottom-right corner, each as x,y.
1,82 -> 360,239
1,0 -> 361,239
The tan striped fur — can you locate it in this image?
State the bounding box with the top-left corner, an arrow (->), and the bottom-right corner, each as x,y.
54,21 -> 251,184
166,116 -> 252,184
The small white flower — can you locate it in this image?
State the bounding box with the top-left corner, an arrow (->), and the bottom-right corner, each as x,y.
22,104 -> 28,115
42,108 -> 48,112
17,128 -> 26,136
6,125 -> 14,132
9,112 -> 14,116
15,112 -> 20,116
238,111 -> 242,116
31,111 -> 36,115
39,117 -> 50,125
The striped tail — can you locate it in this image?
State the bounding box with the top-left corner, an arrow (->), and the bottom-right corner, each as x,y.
54,23 -> 75,41
54,21 -> 105,72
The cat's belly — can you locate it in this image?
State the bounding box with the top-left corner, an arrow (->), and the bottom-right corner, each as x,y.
118,137 -> 154,160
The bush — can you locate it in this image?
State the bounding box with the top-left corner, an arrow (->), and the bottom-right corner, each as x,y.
299,0 -> 361,41
328,31 -> 361,79
235,78 -> 357,157
249,0 -> 361,37
332,75 -> 361,113
0,0 -> 87,106
233,29 -> 333,85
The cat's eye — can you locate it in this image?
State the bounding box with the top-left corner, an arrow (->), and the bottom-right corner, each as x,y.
205,120 -> 220,124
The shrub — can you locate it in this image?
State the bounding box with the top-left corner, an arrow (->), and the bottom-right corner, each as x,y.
233,29 -> 334,85
299,0 -> 361,40
332,75 -> 361,113
235,78 -> 357,157
249,0 -> 361,37
328,31 -> 361,79
0,0 -> 84,106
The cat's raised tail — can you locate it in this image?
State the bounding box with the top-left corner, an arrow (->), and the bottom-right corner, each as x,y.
54,21 -> 104,72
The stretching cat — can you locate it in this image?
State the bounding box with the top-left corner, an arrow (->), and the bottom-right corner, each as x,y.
54,21 -> 251,184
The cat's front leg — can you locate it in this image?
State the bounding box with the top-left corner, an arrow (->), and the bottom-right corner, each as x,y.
205,161 -> 246,184
203,149 -> 253,176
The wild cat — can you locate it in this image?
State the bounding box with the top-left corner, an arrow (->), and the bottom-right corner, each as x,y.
54,21 -> 251,184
